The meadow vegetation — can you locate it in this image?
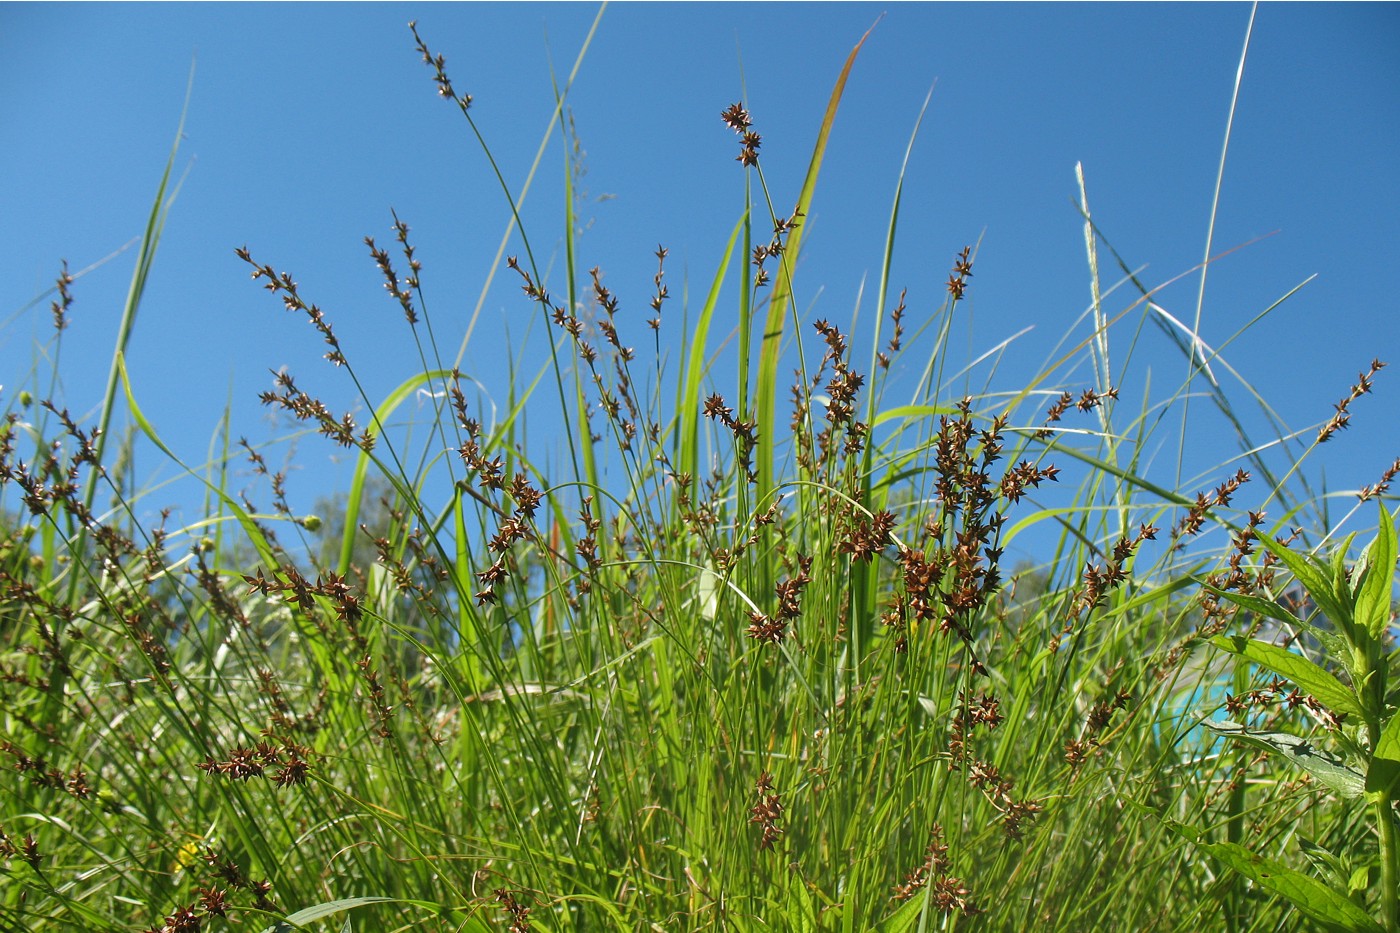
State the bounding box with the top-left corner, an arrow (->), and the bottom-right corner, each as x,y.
2,18 -> 1398,933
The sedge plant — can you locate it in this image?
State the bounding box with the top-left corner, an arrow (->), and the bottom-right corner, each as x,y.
2,15 -> 1398,933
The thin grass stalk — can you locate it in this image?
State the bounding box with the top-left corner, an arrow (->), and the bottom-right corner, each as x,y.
1178,1 -> 1257,485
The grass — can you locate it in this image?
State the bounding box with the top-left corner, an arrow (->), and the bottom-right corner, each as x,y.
3,17 -> 1398,933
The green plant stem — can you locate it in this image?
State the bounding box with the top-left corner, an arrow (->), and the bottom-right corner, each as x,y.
1377,795 -> 1398,931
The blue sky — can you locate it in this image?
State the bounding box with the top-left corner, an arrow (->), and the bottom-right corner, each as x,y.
2,3 -> 1397,557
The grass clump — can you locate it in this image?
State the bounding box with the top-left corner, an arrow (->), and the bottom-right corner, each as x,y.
2,17 -> 1398,933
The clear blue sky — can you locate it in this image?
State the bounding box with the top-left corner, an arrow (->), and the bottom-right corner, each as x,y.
2,3 -> 1397,554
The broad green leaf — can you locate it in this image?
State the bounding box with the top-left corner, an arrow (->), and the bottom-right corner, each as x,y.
1201,583 -> 1347,656
880,886 -> 929,933
1349,865 -> 1376,898
1252,531 -> 1354,640
1297,837 -> 1348,889
1146,807 -> 1383,933
1333,531 -> 1358,611
1197,841 -> 1381,933
1204,720 -> 1364,799
1354,504 -> 1398,641
1365,707 -> 1400,798
1208,635 -> 1364,719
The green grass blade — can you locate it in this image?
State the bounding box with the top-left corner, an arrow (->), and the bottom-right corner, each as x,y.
259,897 -> 429,933
677,212 -> 745,481
82,61 -> 192,516
754,20 -> 876,499
117,352 -> 276,567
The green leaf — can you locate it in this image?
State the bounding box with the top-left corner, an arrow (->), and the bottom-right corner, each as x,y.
118,353 -> 278,570
1355,504 -> 1398,641
1200,841 -> 1382,932
1208,635 -> 1364,719
1348,864 -> 1376,898
1365,708 -> 1400,798
1297,836 -> 1348,889
1203,720 -> 1364,799
880,887 -> 929,933
258,897 -> 407,933
1253,531 -> 1354,640
755,21 -> 874,500
337,368 -> 455,575
1147,807 -> 1384,933
1333,531 -> 1359,610
1199,582 -> 1347,655
676,213 -> 745,483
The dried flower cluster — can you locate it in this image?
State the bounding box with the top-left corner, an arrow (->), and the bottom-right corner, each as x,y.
1035,386 -> 1118,439
946,246 -> 973,300
1173,469 -> 1250,543
945,691 -> 1043,838
1066,522 -> 1158,624
411,20 -> 471,109
876,289 -> 906,370
721,101 -> 762,166
1360,457 -> 1400,502
1,741 -> 92,799
457,417 -> 544,607
813,318 -> 869,470
749,771 -> 784,850
50,260 -> 73,331
0,824 -> 42,868
881,399 -> 1058,658
505,253 -> 663,455
1222,674 -> 1345,728
365,210 -> 421,325
1064,686 -> 1132,769
235,248 -> 342,364
196,739 -> 312,788
235,248 -> 382,452
243,564 -> 401,738
647,244 -> 669,330
1316,358 -> 1386,443
892,826 -> 980,917
137,848 -> 276,932
746,554 -> 813,644
703,392 -> 760,483
495,887 -> 532,933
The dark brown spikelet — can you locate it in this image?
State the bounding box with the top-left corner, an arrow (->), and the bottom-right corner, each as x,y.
946,246 -> 973,300
878,288 -> 907,370
410,21 -> 470,108
745,610 -> 785,644
1360,457 -> 1400,502
494,887 -> 531,933
749,771 -> 784,850
50,260 -> 74,331
1317,359 -> 1386,443
722,102 -> 761,166
720,102 -> 751,131
365,210 -> 420,325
